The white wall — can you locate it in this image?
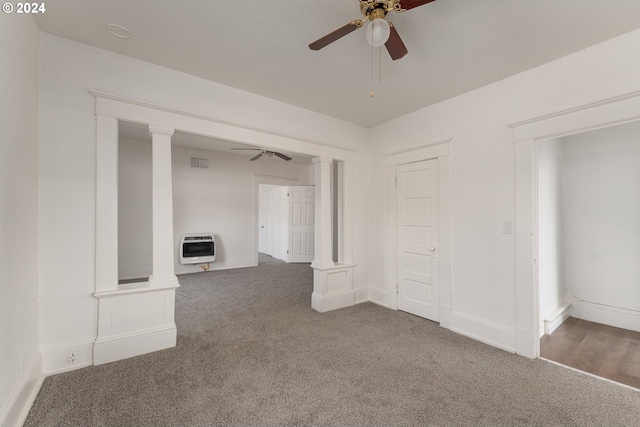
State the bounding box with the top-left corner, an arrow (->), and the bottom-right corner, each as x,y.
367,28 -> 640,352
118,138 -> 312,278
118,137 -> 152,280
561,121 -> 640,318
172,147 -> 311,274
537,138 -> 564,334
28,20 -> 640,378
0,14 -> 41,425
37,32 -> 366,355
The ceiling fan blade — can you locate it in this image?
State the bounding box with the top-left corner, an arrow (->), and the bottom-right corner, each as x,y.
385,24 -> 408,60
309,20 -> 363,51
274,152 -> 292,161
231,148 -> 262,151
250,153 -> 264,161
395,0 -> 437,11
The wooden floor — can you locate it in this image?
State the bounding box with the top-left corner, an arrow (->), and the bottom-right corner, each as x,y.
540,317 -> 640,389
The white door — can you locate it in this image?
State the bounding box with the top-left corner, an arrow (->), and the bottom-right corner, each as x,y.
397,160 -> 439,321
288,186 -> 315,263
259,187 -> 276,256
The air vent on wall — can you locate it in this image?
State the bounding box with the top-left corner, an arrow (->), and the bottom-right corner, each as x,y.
190,157 -> 209,169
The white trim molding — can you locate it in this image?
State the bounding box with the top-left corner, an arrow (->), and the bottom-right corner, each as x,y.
564,292 -> 640,333
512,89 -> 640,359
0,351 -> 44,427
510,89 -> 640,141
383,140 -> 452,330
449,311 -> 517,354
311,263 -> 356,313
93,286 -> 178,365
91,91 -> 355,161
42,339 -> 94,375
543,302 -> 571,336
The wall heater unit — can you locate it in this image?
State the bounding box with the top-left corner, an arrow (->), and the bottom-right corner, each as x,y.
179,233 -> 215,265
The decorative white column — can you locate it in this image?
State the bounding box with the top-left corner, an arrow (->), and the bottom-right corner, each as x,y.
337,160 -> 354,265
94,118 -> 178,366
311,156 -> 335,269
311,156 -> 355,313
148,125 -> 179,288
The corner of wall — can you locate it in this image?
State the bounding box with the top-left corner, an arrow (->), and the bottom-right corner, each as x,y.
0,351 -> 44,427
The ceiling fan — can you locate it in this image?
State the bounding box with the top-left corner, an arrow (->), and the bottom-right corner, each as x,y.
230,148 -> 292,162
309,0 -> 437,60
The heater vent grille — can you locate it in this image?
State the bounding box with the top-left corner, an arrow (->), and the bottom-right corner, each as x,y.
190,157 -> 209,169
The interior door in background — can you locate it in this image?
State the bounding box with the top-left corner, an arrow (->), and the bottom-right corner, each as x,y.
288,186 -> 315,263
259,187 -> 275,257
397,159 -> 440,322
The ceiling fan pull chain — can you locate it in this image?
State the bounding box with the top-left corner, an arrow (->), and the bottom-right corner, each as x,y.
370,30 -> 375,97
379,45 -> 383,84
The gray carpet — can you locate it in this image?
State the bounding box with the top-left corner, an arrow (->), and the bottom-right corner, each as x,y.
25,254 -> 640,426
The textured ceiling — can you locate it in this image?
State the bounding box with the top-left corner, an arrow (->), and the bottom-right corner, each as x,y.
35,0 -> 640,128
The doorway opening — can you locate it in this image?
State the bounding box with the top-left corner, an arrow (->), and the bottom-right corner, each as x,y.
513,89 -> 640,359
536,120 -> 640,388
383,141 -> 451,329
258,183 -> 315,265
395,159 -> 440,322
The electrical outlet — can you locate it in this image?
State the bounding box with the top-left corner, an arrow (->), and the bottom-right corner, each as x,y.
503,221 -> 514,234
67,353 -> 76,364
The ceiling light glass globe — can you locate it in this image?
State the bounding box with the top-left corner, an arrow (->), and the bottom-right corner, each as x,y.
366,18 -> 391,47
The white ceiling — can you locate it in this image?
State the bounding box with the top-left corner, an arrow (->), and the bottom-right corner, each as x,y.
35,0 -> 640,128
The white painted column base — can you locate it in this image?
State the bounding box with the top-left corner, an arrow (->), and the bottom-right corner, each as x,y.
311,263 -> 356,313
93,284 -> 178,365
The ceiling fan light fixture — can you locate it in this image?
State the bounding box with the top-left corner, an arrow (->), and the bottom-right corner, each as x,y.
366,17 -> 390,47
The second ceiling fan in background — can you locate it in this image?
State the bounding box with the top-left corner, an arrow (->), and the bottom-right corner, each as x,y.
231,148 -> 292,162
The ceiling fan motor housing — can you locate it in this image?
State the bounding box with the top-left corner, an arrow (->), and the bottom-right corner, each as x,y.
360,1 -> 391,18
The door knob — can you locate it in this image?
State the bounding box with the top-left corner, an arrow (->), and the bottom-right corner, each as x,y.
429,246 -> 436,252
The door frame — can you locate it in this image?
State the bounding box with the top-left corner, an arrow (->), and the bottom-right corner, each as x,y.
396,159 -> 440,321
385,140 -> 452,329
511,89 -> 640,359
252,175 -> 297,266
258,184 -> 278,257
287,185 -> 316,263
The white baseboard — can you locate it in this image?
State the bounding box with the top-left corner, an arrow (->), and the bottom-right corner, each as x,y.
439,304 -> 452,329
565,291 -> 640,332
175,259 -> 253,275
368,287 -> 389,308
354,288 -> 368,304
42,339 -> 94,375
543,302 -> 571,336
94,325 -> 177,365
449,311 -> 516,354
311,291 -> 355,313
1,351 -> 44,427
515,326 -> 536,359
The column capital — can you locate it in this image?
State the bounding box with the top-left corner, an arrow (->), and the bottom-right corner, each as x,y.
312,156 -> 333,165
148,124 -> 175,137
